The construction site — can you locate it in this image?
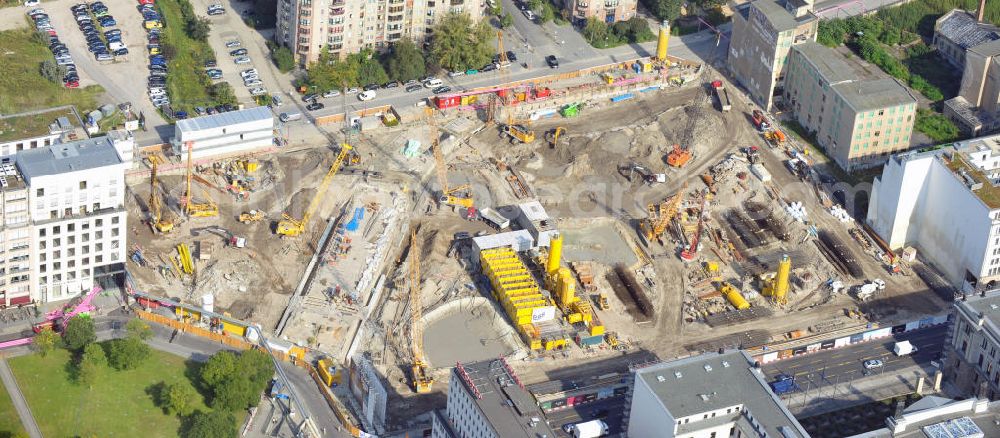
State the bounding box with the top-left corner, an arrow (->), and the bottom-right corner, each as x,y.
120,31 -> 955,433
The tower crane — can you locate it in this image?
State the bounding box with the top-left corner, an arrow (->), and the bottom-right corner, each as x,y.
276,144 -> 352,237
425,107 -> 473,209
409,228 -> 433,393
148,156 -> 173,233
486,31 -> 511,125
183,142 -> 219,218
641,182 -> 687,243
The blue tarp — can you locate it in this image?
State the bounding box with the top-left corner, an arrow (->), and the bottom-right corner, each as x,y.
611,93 -> 634,102
345,207 -> 365,232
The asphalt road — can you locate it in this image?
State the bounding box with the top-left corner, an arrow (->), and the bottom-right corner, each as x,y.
544,396 -> 629,438
762,325 -> 948,385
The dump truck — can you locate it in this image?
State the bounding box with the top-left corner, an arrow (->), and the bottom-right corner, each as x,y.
770,374 -> 798,395
479,207 -> 510,230
752,109 -> 771,131
568,419 -> 609,438
711,80 -> 731,111
894,340 -> 916,356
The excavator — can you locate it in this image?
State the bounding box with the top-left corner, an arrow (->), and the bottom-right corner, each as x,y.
426,107 -> 474,209
239,210 -> 265,224
667,144 -> 692,168
545,127 -> 565,148
148,156 -> 173,233
619,162 -> 666,185
501,118 -> 536,144
183,142 -> 218,218
409,229 -> 433,393
275,143 -> 353,237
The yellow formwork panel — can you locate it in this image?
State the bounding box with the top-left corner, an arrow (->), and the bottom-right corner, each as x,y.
175,307 -> 201,320
565,312 -> 583,324
589,324 -> 605,337
543,338 -> 567,350
221,320 -> 246,336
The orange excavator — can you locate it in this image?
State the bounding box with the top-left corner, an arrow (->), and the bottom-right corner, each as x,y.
667,144 -> 692,168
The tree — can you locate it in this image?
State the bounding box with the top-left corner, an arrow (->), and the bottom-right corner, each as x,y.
386,39 -> 426,82
200,349 -> 273,411
39,59 -> 66,83
430,13 -> 494,72
187,17 -> 211,42
499,12 -> 514,29
62,316 -> 96,352
640,0 -> 682,22
77,343 -> 106,388
539,2 -> 555,24
107,337 -> 150,370
185,410 -> 237,438
270,43 -> 295,73
307,47 -> 359,91
33,327 -> 59,357
158,381 -> 199,416
354,52 -> 389,86
82,343 -> 107,367
209,82 -> 237,106
126,318 -> 154,341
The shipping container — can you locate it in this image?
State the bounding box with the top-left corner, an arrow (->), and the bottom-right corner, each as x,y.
221,320 -> 246,337
435,95 -> 460,109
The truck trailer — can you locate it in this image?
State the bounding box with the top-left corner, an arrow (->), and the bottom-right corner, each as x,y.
711,80 -> 731,112
894,340 -> 916,356
769,374 -> 798,395
567,419 -> 609,438
479,207 -> 510,230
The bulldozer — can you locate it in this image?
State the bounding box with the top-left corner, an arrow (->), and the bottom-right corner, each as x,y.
239,210 -> 265,224
667,144 -> 692,168
502,123 -> 535,144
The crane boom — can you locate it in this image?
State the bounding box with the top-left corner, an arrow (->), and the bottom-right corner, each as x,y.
424,107 -> 473,209
185,142 -> 218,218
410,229 -> 433,393
276,144 -> 353,237
149,156 -> 173,233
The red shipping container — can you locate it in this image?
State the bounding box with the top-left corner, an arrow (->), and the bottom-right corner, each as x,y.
435,95 -> 460,109
534,87 -> 551,98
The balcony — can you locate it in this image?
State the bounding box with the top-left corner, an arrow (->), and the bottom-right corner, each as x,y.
450,0 -> 463,4
332,7 -> 345,15
332,0 -> 345,5
298,27 -> 311,35
388,14 -> 403,21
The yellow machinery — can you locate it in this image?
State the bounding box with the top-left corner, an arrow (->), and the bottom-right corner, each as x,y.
546,127 -> 565,149
239,210 -> 265,224
480,247 -> 557,350
425,107 -> 474,209
276,144 -> 352,237
177,243 -> 194,274
762,254 -> 791,304
184,142 -> 218,218
148,156 -> 173,233
641,182 -> 687,243
502,117 -> 536,144
545,234 -> 604,334
719,282 -> 750,310
409,229 -> 434,393
656,20 -> 670,63
597,292 -> 610,310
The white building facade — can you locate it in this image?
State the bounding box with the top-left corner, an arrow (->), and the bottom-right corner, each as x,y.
867,136 -> 1000,290
17,138 -> 128,303
171,107 -> 275,160
0,160 -> 33,308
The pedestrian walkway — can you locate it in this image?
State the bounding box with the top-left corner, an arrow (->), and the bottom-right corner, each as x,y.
0,357 -> 42,438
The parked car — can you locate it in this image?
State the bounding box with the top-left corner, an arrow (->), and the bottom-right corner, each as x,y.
302,93 -> 318,102
204,59 -> 217,68
522,9 -> 534,20
95,52 -> 113,61
506,50 -> 517,62
447,70 -> 464,77
233,56 -> 250,64
249,87 -> 267,96
25,0 -> 40,7
481,63 -> 497,72
174,111 -> 188,119
863,359 -> 883,369
344,87 -> 360,94
322,90 -> 340,98
405,84 -> 422,92
383,81 -> 400,89
65,80 -> 79,88
432,86 -> 452,94
363,83 -> 379,91
113,48 -> 128,57
225,40 -> 241,48
545,55 -> 559,68
423,78 -> 442,88
358,90 -> 376,101
206,69 -> 223,79
244,79 -> 262,87
465,69 -> 478,75
271,95 -> 283,107
229,48 -> 247,57
403,79 -> 419,87
306,102 -> 324,111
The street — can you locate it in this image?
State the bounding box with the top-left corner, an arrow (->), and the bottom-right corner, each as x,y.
544,396 -> 628,437
762,325 -> 948,386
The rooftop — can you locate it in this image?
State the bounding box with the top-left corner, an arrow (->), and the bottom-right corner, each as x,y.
453,360 -> 557,438
944,152 -> 1000,209
834,78 -> 917,112
955,290 -> 1000,335
752,0 -> 816,32
793,41 -> 856,84
175,106 -> 273,132
0,107 -> 77,143
936,9 -> 1000,50
846,397 -> 1000,438
518,200 -> 551,223
636,350 -> 808,438
0,158 -> 25,192
16,136 -> 122,179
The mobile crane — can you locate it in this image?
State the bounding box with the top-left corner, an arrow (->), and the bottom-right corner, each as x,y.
275,144 -> 352,237
409,229 -> 433,393
426,107 -> 474,209
148,156 -> 173,233
183,142 -> 218,218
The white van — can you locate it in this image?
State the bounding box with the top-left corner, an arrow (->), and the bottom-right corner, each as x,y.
279,112 -> 302,122
423,78 -> 443,88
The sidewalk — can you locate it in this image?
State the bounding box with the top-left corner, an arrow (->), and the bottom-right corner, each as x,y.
0,357 -> 42,438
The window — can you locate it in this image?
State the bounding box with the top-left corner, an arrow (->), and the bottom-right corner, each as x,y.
52,238 -> 60,247
983,338 -> 989,349
111,216 -> 119,225
38,229 -> 45,237
95,219 -> 102,227
36,188 -> 43,196
79,181 -> 87,190
68,224 -> 75,232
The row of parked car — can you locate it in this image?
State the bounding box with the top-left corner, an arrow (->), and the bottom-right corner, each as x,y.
137,0 -> 172,110
72,2 -> 127,62
29,8 -> 80,88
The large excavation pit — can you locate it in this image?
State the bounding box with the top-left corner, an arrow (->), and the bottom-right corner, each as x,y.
422,298 -> 521,367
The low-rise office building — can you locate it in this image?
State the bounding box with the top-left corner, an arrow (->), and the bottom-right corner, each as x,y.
628,350 -> 809,438
933,1 -> 997,69
783,41 -> 917,171
171,106 -> 275,160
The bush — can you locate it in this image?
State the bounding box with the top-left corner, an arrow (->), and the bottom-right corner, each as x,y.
209,82 -> 237,106
200,350 -> 273,412
185,410 -> 237,438
269,42 -> 295,73
107,337 -> 151,370
157,380 -> 199,416
33,327 -> 58,357
39,59 -> 66,83
915,108 -> 961,143
854,35 -> 909,81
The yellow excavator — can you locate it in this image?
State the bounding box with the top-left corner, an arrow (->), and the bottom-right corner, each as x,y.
409,229 -> 433,393
239,210 -> 265,224
148,156 -> 173,233
546,126 -> 565,148
425,107 -> 473,209
275,144 -> 352,237
183,142 -> 218,218
502,118 -> 535,144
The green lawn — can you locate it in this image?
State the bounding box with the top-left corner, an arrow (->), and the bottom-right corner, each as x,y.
9,347 -> 208,438
0,27 -> 103,114
158,0 -> 218,114
0,374 -> 26,438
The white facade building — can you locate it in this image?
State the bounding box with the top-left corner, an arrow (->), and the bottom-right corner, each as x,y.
628,350 -> 808,438
17,138 -> 127,302
171,106 -> 275,160
867,135 -> 1000,290
0,160 -> 33,308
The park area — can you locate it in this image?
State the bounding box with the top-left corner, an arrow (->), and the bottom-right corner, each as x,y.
0,378 -> 26,438
0,28 -> 103,114
8,348 -> 205,437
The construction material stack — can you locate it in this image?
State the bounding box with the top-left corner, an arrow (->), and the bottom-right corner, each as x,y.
480,247 -> 560,350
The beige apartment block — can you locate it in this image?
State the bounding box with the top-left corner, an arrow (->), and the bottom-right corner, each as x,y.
562,0 -> 637,27
728,0 -> 818,112
278,0 -> 486,66
784,42 -> 917,172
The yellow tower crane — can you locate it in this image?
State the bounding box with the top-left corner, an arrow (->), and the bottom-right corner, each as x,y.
487,31 -> 511,125
276,144 -> 353,237
184,142 -> 219,218
425,107 -> 473,209
148,156 -> 173,233
641,182 -> 687,243
409,229 -> 433,393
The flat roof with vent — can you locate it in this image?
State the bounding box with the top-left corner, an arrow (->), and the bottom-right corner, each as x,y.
15,136 -> 122,180
635,350 -> 808,438
451,359 -> 557,438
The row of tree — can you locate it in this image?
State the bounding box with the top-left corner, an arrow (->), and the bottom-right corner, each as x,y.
582,17 -> 655,48
305,13 -> 495,90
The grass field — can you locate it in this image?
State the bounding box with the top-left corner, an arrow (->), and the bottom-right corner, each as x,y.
0,27 -> 103,114
0,374 -> 26,438
158,0 -> 218,114
9,347 -> 208,438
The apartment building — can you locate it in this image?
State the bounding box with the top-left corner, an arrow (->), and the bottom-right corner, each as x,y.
728,0 -> 818,112
946,290 -> 1000,400
0,161 -> 33,308
563,0 -> 637,26
277,0 -> 485,65
431,359 -> 557,438
628,350 -> 809,438
783,41 -> 917,171
17,138 -> 127,303
866,135 -> 1000,291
